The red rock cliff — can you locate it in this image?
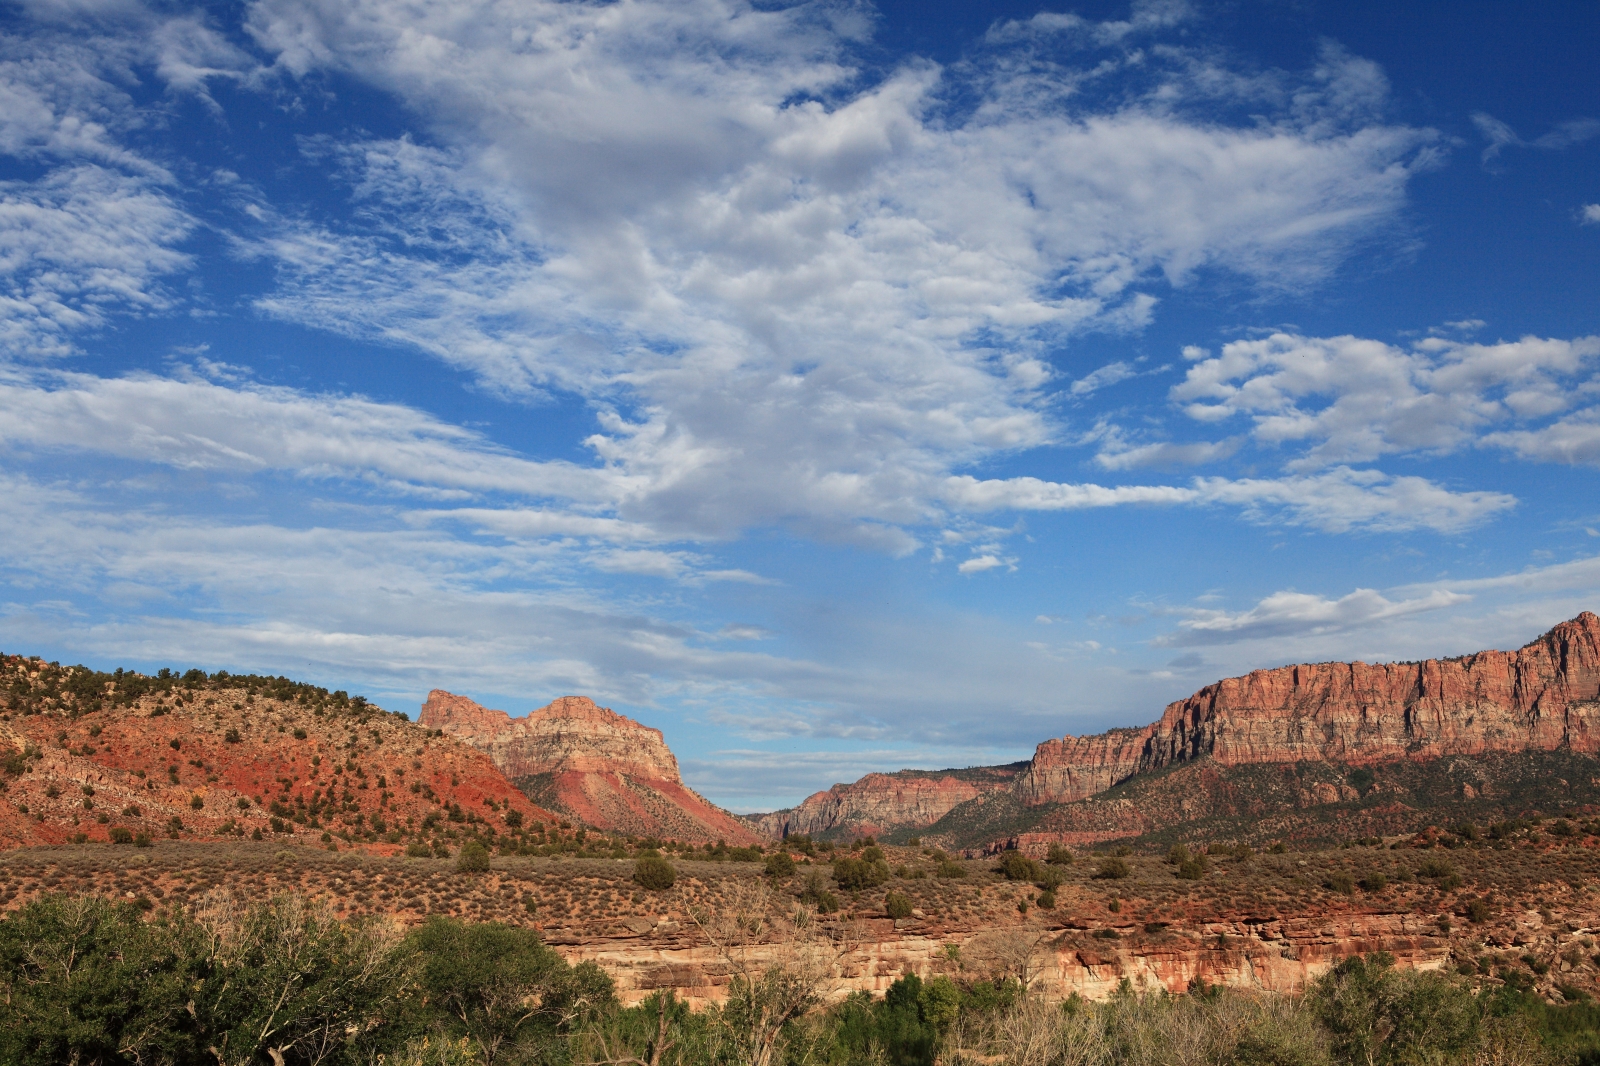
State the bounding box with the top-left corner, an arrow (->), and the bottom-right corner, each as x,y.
1016,611 -> 1600,805
752,765 -> 1024,840
420,691 -> 759,844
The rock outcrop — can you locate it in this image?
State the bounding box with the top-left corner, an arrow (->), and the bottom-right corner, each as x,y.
1016,611 -> 1600,806
419,691 -> 759,844
752,765 -> 1025,841
750,612 -> 1600,847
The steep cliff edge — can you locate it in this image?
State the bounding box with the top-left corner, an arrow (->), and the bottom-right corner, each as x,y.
419,691 -> 759,844
751,612 -> 1600,848
1016,611 -> 1600,806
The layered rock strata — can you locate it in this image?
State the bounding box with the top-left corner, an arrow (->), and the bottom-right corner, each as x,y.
751,765 -> 1025,841
420,691 -> 759,844
1015,611 -> 1600,806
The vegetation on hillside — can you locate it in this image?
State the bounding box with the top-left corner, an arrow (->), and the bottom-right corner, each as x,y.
2,885 -> 1595,1066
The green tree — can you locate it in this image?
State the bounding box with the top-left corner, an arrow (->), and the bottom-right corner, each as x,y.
832,855 -> 889,890
635,854 -> 677,891
1309,953 -> 1479,1066
406,917 -> 614,1066
200,894 -> 411,1066
455,839 -> 491,873
0,895 -> 206,1066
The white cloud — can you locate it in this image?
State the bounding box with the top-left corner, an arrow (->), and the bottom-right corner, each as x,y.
1071,361 -> 1137,397
1157,587 -> 1469,646
944,466 -> 1512,534
230,0 -> 1436,543
1473,112 -> 1600,164
1583,204 -> 1600,225
957,554 -> 1005,574
0,166 -> 194,358
0,369 -> 613,502
1191,467 -> 1515,534
1172,331 -> 1600,469
1094,439 -> 1241,470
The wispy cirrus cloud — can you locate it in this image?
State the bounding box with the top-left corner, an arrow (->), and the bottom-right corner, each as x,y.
1156,587 -> 1468,646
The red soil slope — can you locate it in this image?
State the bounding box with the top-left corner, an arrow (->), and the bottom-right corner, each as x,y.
0,657 -> 557,851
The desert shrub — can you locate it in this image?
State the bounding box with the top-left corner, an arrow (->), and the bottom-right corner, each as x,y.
1036,890 -> 1056,909
634,854 -> 677,891
455,840 -> 491,874
1310,952 -> 1479,1066
1046,844 -> 1073,865
1466,898 -> 1492,924
1358,873 -> 1387,893
107,827 -> 132,844
935,861 -> 966,879
1167,843 -> 1192,865
406,842 -> 431,858
1418,857 -> 1455,879
833,855 -> 889,891
1324,873 -> 1355,895
1177,857 -> 1207,880
1095,857 -> 1130,880
763,852 -> 795,879
408,916 -> 614,1060
998,851 -> 1043,882
798,872 -> 839,914
885,891 -> 913,919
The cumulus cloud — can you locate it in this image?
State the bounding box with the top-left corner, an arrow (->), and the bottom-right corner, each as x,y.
1172,331 -> 1600,469
1157,587 -> 1469,646
232,0 -> 1437,543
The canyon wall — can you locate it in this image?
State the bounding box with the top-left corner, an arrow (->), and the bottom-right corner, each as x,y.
1016,611 -> 1600,806
420,691 -> 760,844
752,765 -> 1025,841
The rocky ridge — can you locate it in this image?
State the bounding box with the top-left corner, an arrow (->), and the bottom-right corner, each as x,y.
420,690 -> 759,845
750,764 -> 1026,841
1016,611 -> 1600,806
755,612 -> 1600,847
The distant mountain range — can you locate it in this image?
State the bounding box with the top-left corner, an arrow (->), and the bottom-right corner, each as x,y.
4,612 -> 1597,853
748,611 -> 1600,852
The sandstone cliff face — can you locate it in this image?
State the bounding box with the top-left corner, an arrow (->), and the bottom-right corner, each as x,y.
420,691 -> 759,845
1015,612 -> 1600,806
752,765 -> 1025,841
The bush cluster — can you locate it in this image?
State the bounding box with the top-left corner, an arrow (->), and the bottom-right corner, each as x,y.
0,898 -> 1595,1066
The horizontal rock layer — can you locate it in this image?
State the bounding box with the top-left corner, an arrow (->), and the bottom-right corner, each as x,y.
1016,611 -> 1600,806
751,765 -> 1026,841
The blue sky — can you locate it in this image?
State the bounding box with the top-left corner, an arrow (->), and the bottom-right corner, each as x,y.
2,0 -> 1598,812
